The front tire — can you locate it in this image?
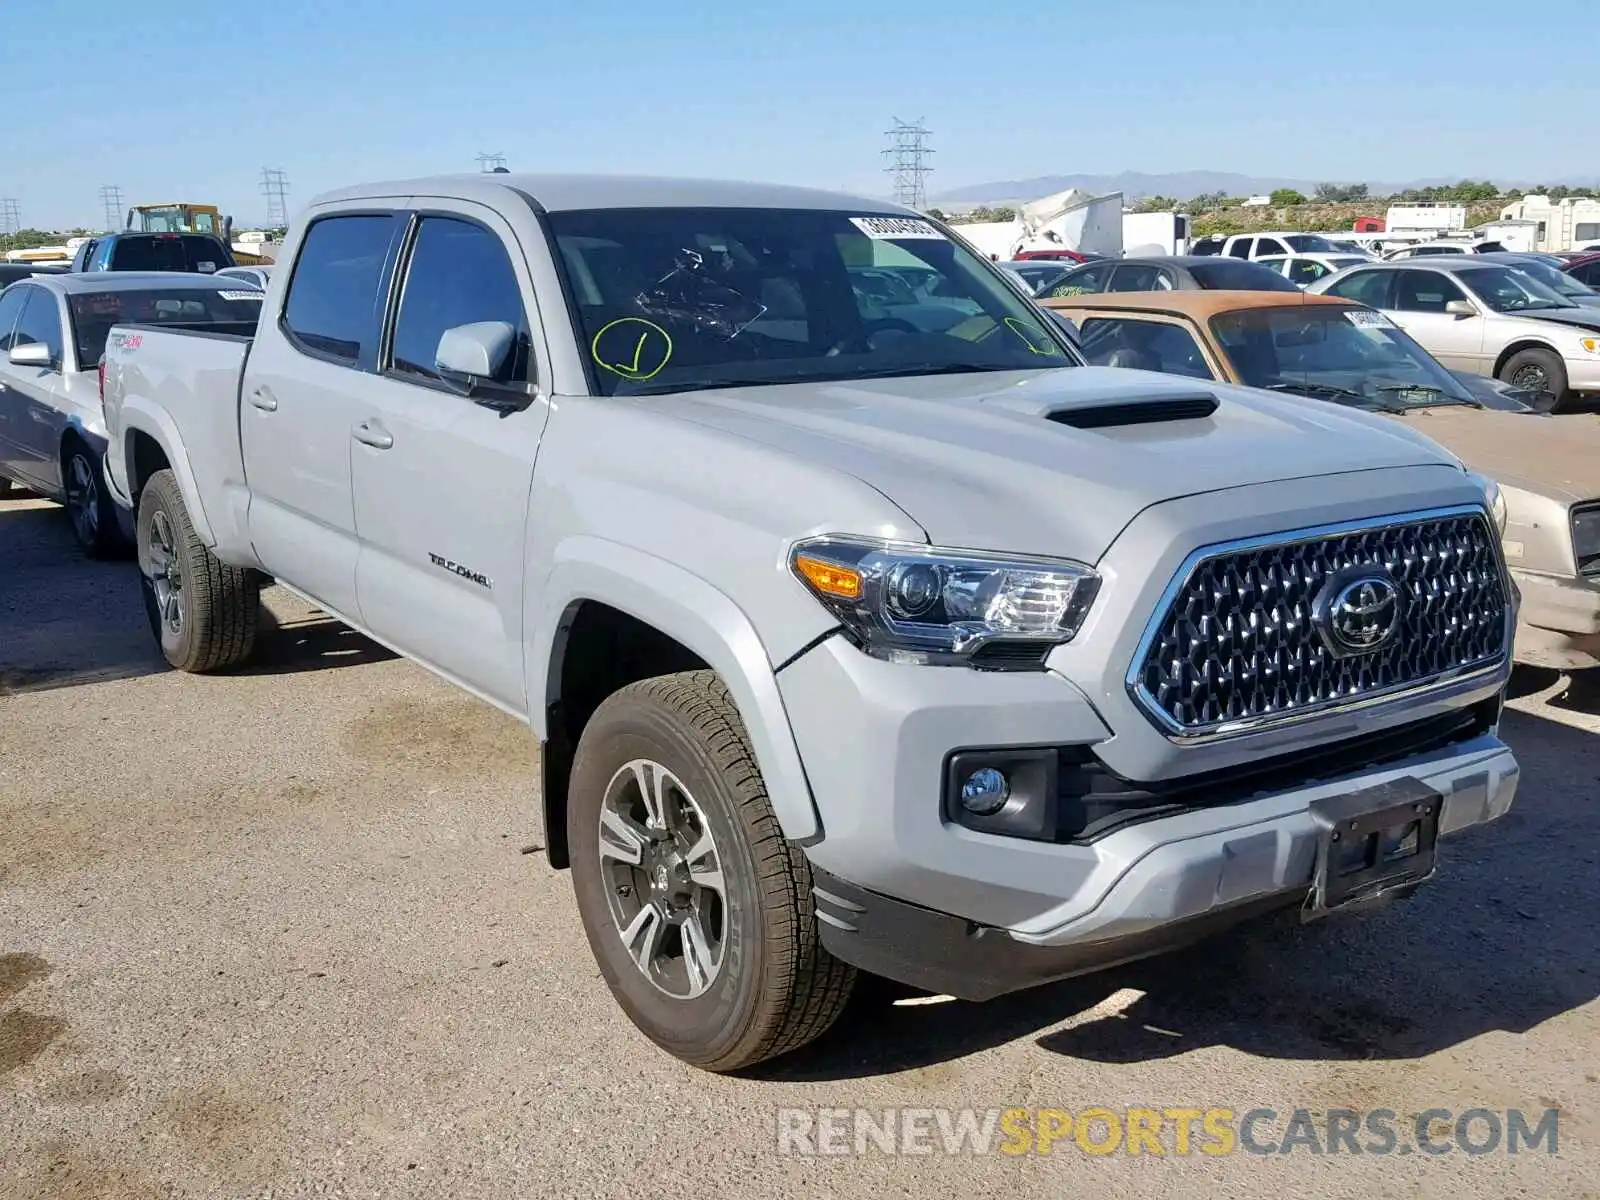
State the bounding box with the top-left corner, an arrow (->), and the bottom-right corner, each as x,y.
1499,347 -> 1570,410
135,468 -> 260,672
62,439 -> 124,559
567,671 -> 854,1072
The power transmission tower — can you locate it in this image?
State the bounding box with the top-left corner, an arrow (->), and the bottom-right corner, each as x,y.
99,185 -> 125,232
882,118 -> 934,210
0,199 -> 20,235
476,152 -> 507,173
259,168 -> 290,229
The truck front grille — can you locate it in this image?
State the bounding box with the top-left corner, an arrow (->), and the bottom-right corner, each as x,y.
1131,508 -> 1509,739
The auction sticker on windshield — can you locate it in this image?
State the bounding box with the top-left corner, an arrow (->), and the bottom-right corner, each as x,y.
849,216 -> 946,240
1345,309 -> 1396,329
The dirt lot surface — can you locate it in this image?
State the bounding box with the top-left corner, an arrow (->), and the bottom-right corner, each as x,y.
2,493 -> 1597,1199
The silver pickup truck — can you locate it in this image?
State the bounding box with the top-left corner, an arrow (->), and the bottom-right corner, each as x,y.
101,174 -> 1521,1072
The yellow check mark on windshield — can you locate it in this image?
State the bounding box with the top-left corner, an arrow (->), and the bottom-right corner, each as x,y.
614,331 -> 650,375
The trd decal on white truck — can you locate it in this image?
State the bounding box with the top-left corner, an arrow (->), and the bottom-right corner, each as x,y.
428,552 -> 491,589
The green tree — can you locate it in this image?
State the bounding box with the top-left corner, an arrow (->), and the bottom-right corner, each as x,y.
1270,188 -> 1308,206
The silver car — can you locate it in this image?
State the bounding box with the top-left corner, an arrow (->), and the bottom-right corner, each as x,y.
0,272 -> 263,554
1310,257 -> 1600,408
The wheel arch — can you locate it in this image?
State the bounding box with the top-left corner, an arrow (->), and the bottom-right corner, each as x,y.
531,539 -> 824,868
116,405 -> 215,546
1492,338 -> 1563,379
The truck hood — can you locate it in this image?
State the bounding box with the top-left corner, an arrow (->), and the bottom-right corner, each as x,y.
1387,406 -> 1600,503
656,366 -> 1461,560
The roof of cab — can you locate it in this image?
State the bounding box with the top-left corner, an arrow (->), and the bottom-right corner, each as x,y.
308,173 -> 912,215
1039,289 -> 1360,319
30,272 -> 264,296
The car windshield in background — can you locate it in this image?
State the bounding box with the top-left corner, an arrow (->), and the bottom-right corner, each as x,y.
68,288 -> 263,365
1505,259 -> 1595,299
1011,264 -> 1072,293
545,208 -> 1075,396
1186,260 -> 1302,292
108,236 -> 227,273
1210,306 -> 1477,412
1457,266 -> 1575,313
1284,235 -> 1339,252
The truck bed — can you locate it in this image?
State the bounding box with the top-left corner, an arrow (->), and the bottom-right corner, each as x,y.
102,322 -> 258,561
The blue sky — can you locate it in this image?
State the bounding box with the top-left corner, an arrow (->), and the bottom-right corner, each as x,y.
3,0 -> 1591,230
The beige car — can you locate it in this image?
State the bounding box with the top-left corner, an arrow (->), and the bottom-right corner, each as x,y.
1043,289 -> 1600,668
1308,257 -> 1600,410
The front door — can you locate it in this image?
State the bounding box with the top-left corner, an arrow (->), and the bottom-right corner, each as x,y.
0,287 -> 69,495
1385,269 -> 1487,372
240,209 -> 404,619
350,207 -> 550,713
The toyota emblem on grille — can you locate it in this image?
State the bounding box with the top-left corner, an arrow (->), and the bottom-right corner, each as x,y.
1313,566 -> 1403,657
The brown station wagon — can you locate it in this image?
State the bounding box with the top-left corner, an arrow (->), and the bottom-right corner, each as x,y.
1042,289 -> 1600,669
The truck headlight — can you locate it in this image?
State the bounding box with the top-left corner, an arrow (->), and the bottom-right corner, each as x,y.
790,536 -> 1100,667
1571,503 -> 1600,575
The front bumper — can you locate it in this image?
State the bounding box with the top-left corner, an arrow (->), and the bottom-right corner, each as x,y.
807,726 -> 1517,1001
1511,568 -> 1600,669
1567,356 -> 1600,393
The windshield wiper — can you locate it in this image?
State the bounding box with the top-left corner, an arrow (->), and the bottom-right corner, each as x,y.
1263,381 -> 1373,403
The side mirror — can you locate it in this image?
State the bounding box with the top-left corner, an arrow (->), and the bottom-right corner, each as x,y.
1445,299 -> 1477,318
9,342 -> 52,368
436,321 -> 515,380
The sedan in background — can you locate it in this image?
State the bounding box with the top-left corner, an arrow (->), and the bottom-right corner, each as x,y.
1310,258 -> 1600,408
1565,252 -> 1600,289
1036,255 -> 1300,298
999,260 -> 1075,295
1038,288 -> 1600,669
0,273 -> 263,554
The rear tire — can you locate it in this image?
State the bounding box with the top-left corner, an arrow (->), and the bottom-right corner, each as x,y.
62,438 -> 124,559
135,468 -> 260,672
1499,347 -> 1569,411
567,671 -> 854,1072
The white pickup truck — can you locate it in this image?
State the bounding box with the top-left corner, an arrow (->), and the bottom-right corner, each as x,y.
102,173 -> 1520,1071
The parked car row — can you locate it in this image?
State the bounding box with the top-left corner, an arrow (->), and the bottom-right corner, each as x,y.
3,174 -> 1535,1078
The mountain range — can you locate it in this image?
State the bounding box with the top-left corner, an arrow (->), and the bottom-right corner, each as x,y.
933,171 -> 1600,206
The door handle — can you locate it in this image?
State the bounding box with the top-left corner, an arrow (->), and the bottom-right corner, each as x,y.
352,420 -> 393,450
248,387 -> 278,412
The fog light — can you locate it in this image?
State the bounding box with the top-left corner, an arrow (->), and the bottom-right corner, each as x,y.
959,767 -> 1010,815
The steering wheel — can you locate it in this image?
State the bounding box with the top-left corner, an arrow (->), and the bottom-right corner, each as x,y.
827,317 -> 919,356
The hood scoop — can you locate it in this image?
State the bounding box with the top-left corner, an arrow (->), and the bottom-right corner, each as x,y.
1047,392 -> 1219,430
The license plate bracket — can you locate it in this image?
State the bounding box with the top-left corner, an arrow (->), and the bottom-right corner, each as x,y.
1304,777 -> 1443,919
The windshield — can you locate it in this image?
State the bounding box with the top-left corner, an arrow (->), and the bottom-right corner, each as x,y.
1503,258 -> 1594,299
1458,266 -> 1575,312
1211,305 -> 1478,411
545,207 -> 1076,396
68,288 -> 262,366
1284,235 -> 1338,252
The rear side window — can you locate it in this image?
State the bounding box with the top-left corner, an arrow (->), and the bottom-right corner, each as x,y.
12,289 -> 63,365
390,216 -> 532,386
1108,264 -> 1174,292
1227,238 -> 1253,259
1256,238 -> 1290,257
1394,271 -> 1465,313
1323,269 -> 1394,308
107,235 -> 227,273
282,215 -> 397,364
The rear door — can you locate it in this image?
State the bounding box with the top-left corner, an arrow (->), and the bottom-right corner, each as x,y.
240,207 -> 406,619
350,206 -> 550,711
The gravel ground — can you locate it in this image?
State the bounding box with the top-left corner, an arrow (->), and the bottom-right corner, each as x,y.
1,493 -> 1596,1199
